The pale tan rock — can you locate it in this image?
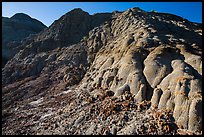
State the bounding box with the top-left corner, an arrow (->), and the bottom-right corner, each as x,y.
114,84 -> 130,96
151,88 -> 162,109
188,98 -> 202,132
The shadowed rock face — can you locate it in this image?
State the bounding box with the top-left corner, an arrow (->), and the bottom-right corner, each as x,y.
2,7 -> 202,135
2,13 -> 47,67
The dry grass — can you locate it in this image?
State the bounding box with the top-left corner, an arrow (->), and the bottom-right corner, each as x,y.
175,76 -> 190,82
174,91 -> 186,96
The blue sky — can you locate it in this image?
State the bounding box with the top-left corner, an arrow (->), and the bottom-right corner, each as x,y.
2,2 -> 202,27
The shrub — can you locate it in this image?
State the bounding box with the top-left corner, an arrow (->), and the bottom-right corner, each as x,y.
83,36 -> 88,41
175,76 -> 190,82
106,27 -> 111,34
151,10 -> 157,13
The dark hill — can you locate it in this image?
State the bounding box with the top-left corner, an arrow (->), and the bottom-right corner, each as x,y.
2,13 -> 47,67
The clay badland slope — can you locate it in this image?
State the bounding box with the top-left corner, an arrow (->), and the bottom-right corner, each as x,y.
2,13 -> 47,67
2,8 -> 202,135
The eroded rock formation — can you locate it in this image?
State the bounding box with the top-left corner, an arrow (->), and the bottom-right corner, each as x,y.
2,7 -> 202,135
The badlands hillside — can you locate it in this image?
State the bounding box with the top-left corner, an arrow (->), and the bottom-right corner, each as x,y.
2,13 -> 47,67
2,7 -> 202,135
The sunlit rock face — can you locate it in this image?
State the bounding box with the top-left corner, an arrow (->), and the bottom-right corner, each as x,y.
2,7 -> 202,135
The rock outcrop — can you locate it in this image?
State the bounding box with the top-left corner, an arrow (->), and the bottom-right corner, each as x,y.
2,13 -> 47,67
2,7 -> 202,135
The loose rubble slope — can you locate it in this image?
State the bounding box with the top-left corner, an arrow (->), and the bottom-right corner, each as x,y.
2,7 -> 202,135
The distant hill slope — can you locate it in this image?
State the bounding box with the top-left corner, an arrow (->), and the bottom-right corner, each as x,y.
2,13 -> 47,67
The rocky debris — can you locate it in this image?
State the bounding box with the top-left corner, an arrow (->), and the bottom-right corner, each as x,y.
2,7 -> 202,135
4,87 -> 201,135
